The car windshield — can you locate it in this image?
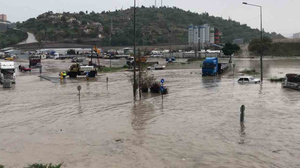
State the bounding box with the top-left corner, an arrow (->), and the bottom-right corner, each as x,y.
203,63 -> 215,69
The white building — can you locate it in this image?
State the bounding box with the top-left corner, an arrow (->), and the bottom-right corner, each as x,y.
293,33 -> 300,39
188,24 -> 215,49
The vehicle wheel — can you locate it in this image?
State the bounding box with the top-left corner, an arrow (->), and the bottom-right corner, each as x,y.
69,72 -> 77,78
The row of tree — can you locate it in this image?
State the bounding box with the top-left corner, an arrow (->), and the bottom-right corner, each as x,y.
248,36 -> 300,56
15,7 -> 284,46
0,29 -> 28,48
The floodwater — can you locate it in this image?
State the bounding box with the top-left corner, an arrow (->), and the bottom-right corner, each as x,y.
0,58 -> 300,168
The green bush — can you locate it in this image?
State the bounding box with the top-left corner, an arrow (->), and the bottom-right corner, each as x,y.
0,29 -> 28,48
150,82 -> 161,93
25,163 -> 62,168
239,69 -> 259,75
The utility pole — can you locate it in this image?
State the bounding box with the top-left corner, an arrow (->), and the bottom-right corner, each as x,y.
155,0 -> 156,7
133,0 -> 137,100
243,2 -> 263,83
260,6 -> 263,83
138,49 -> 142,99
110,18 -> 113,68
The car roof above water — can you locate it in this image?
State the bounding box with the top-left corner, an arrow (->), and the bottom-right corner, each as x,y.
238,76 -> 254,78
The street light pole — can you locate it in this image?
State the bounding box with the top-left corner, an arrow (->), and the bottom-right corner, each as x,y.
243,2 -> 263,83
133,0 -> 137,100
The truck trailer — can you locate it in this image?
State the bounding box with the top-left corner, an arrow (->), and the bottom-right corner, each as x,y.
202,57 -> 229,76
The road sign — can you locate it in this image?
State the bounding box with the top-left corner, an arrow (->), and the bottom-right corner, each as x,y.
161,78 -> 165,84
160,86 -> 165,92
77,85 -> 82,91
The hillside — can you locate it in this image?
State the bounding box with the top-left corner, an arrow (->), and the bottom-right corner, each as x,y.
16,6 -> 285,46
0,29 -> 28,48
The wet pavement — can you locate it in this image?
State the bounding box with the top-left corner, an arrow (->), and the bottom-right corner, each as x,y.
0,57 -> 300,167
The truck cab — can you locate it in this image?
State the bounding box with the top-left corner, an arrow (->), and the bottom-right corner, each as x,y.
0,62 -> 16,84
54,53 -> 60,59
29,56 -> 42,68
202,57 -> 218,76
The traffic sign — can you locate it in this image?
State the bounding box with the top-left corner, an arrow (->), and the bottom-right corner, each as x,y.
160,86 -> 165,92
77,85 -> 82,91
161,78 -> 165,84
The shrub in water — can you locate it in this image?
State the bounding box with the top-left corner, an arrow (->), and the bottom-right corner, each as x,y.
150,82 -> 161,93
141,84 -> 149,92
161,87 -> 168,95
25,163 -> 62,168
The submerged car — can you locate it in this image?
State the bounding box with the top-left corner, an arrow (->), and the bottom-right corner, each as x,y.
71,57 -> 84,63
282,73 -> 300,90
147,64 -> 166,70
237,76 -> 260,84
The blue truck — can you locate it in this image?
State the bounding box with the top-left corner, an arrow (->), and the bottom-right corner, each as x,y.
202,57 -> 229,76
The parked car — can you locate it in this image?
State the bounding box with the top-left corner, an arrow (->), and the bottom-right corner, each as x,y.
151,54 -> 164,57
237,76 -> 260,84
147,64 -> 166,70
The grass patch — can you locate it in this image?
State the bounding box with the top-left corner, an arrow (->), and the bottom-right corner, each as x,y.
270,76 -> 284,82
0,164 -> 4,168
98,66 -> 127,73
25,163 -> 62,168
187,58 -> 204,62
239,69 -> 259,75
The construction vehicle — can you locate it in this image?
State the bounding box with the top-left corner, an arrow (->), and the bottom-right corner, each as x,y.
67,63 -> 97,78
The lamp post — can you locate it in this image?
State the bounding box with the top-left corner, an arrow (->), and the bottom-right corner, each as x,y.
243,2 -> 263,83
133,0 -> 137,100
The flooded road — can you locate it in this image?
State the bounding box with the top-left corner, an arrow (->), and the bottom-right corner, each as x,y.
0,58 -> 300,167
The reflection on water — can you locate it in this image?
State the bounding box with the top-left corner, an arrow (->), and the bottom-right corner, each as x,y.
0,58 -> 300,167
238,122 -> 246,144
131,101 -> 155,146
201,76 -> 220,88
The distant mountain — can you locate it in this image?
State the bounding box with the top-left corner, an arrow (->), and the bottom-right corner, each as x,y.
16,6 -> 285,46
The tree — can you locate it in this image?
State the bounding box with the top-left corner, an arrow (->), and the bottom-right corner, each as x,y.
67,49 -> 76,55
222,43 -> 240,63
222,43 -> 240,55
248,36 -> 272,55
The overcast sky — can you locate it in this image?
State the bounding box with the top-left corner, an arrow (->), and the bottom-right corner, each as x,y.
0,0 -> 299,37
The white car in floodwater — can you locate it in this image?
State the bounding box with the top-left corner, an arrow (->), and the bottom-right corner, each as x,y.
237,76 -> 260,84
